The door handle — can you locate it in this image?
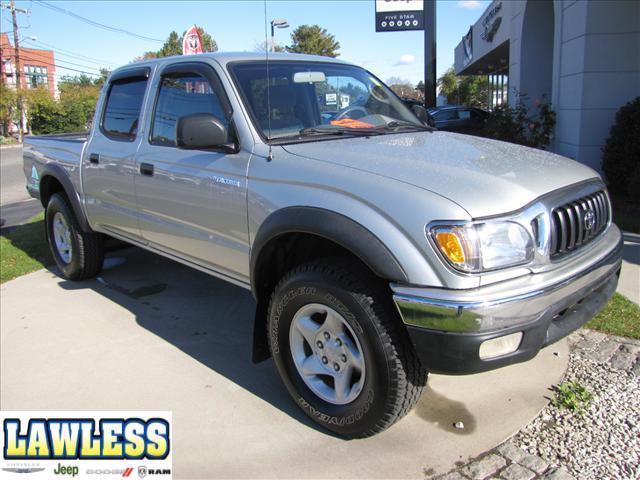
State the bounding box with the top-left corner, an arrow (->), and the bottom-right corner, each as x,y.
89,153 -> 100,164
140,163 -> 154,176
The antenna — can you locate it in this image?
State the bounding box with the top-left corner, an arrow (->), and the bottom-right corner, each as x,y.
264,0 -> 273,161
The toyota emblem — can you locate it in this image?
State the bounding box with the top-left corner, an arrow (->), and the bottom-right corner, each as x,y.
583,209 -> 596,230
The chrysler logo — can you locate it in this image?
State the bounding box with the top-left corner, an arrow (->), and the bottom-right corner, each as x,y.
583,209 -> 596,230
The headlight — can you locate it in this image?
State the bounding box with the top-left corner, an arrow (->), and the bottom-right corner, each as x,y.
430,221 -> 534,273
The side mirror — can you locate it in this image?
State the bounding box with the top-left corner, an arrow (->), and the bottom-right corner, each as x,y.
176,113 -> 233,151
411,105 -> 436,128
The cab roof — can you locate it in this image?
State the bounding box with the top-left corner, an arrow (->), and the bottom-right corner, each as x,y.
111,51 -> 353,77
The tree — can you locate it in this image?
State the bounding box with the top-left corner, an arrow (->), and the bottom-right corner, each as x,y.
0,83 -> 18,136
137,26 -> 218,61
286,25 -> 340,57
158,31 -> 182,57
58,76 -> 102,130
254,40 -> 285,53
386,77 -> 423,100
25,87 -> 66,135
437,66 -> 488,108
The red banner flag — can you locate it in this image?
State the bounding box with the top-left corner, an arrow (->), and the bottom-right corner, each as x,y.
182,25 -> 204,55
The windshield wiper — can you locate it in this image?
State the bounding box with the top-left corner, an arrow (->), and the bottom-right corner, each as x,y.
383,120 -> 434,132
298,126 -> 385,137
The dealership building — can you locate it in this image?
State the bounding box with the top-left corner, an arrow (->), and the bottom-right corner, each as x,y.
454,0 -> 640,173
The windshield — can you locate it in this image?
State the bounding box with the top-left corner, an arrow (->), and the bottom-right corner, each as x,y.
229,61 -> 426,140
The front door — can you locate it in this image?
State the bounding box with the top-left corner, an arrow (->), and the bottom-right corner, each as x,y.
134,62 -> 251,282
82,68 -> 151,241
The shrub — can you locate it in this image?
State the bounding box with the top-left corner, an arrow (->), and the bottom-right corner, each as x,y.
602,97 -> 640,196
25,87 -> 67,135
479,94 -> 556,150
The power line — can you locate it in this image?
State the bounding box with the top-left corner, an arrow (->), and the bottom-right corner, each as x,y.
20,50 -> 102,73
34,1 -> 163,43
14,52 -> 100,76
22,38 -> 118,66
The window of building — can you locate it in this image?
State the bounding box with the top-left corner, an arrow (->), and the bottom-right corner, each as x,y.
24,65 -> 48,89
101,77 -> 148,140
151,73 -> 227,146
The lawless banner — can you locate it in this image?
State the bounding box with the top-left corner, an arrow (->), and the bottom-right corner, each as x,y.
1,411 -> 172,479
375,0 -> 424,32
182,25 -> 204,55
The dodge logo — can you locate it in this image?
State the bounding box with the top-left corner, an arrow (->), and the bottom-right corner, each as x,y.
583,209 -> 596,230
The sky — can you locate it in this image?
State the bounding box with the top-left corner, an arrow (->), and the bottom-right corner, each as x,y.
3,0 -> 489,85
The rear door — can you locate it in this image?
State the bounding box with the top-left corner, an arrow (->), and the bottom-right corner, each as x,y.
134,61 -> 251,282
82,67 -> 151,241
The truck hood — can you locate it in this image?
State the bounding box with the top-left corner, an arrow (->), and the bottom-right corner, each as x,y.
282,131 -> 601,218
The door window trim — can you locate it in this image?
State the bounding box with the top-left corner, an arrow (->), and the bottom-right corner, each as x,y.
148,61 -> 234,150
99,67 -> 150,142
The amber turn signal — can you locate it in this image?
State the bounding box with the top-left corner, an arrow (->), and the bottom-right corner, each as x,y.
435,232 -> 466,265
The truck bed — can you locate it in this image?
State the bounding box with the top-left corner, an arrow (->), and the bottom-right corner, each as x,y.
23,132 -> 88,202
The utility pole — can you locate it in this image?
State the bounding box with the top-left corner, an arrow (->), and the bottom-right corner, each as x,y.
4,0 -> 29,141
423,0 -> 436,108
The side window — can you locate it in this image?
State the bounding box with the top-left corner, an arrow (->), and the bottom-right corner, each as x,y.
458,110 -> 471,120
151,73 -> 227,147
435,110 -> 458,121
102,77 -> 148,140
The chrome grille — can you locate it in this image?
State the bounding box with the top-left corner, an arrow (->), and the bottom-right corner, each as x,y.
549,190 -> 610,258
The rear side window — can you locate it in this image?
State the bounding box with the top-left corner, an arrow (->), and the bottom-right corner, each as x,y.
435,110 -> 459,121
150,73 -> 227,146
102,77 -> 148,140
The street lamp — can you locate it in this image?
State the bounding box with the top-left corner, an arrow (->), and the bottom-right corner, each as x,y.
270,18 -> 289,52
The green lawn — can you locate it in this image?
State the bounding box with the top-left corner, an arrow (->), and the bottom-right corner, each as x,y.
1,213 -> 639,339
586,292 -> 640,339
0,213 -> 53,284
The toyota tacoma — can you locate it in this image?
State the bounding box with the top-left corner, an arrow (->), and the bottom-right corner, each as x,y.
23,52 -> 622,438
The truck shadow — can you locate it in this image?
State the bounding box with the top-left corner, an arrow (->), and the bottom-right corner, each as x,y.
55,246 -> 329,435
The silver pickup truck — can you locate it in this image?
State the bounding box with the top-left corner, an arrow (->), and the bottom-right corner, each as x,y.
23,52 -> 622,438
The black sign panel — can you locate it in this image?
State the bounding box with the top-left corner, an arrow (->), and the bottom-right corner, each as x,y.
375,0 -> 424,32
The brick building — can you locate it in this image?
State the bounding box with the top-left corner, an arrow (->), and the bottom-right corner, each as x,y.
1,32 -> 56,97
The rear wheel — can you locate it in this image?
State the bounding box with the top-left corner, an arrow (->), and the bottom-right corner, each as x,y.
45,193 -> 104,280
268,260 -> 427,438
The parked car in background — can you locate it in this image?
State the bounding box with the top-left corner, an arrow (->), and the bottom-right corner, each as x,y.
429,106 -> 489,133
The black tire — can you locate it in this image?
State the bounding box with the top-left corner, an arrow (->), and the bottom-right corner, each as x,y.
45,192 -> 104,280
268,260 -> 428,438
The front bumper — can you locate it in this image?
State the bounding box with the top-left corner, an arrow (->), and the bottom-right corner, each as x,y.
392,229 -> 623,374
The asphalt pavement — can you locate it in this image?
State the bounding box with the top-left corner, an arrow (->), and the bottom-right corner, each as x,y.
0,145 -> 42,229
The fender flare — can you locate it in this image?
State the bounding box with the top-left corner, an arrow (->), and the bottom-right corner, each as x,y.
249,206 -> 409,363
250,206 -> 409,296
39,163 -> 92,233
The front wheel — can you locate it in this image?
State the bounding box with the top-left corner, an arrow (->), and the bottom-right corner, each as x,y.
45,193 -> 104,280
268,260 -> 428,438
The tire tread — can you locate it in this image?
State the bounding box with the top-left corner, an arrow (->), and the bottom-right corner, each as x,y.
267,259 -> 427,438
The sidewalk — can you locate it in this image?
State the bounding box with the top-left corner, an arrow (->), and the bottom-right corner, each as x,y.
0,246 -> 569,479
